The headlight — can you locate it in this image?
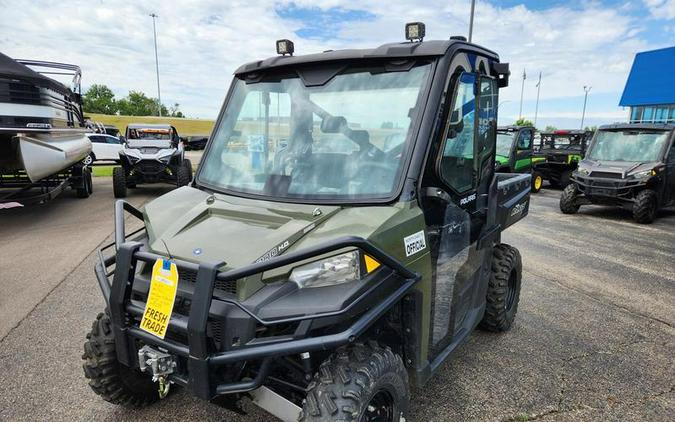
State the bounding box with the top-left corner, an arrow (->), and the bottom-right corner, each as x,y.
631,169 -> 654,179
289,251 -> 380,289
577,168 -> 589,175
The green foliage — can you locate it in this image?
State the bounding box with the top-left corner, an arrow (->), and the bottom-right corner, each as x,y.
584,126 -> 597,132
83,84 -> 117,114
544,125 -> 557,132
514,118 -> 534,127
82,84 -> 184,118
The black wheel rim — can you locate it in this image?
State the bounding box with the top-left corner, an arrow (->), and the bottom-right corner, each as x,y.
360,390 -> 395,422
506,270 -> 517,311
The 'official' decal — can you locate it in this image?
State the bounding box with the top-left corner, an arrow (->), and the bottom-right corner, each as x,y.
404,231 -> 427,257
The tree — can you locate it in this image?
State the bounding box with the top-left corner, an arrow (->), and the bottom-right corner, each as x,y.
584,126 -> 597,132
83,84 -> 117,114
514,118 -> 534,127
544,125 -> 557,132
117,91 -> 159,116
168,103 -> 184,118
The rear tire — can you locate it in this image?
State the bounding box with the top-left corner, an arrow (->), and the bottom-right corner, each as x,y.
176,162 -> 191,187
82,312 -> 159,407
479,243 -> 522,332
531,172 -> 543,193
300,343 -> 409,422
76,167 -> 93,198
559,184 -> 580,214
633,189 -> 658,224
112,167 -> 127,198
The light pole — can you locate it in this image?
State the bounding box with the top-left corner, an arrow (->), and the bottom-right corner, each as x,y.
534,72 -> 542,127
150,13 -> 162,117
518,69 -> 526,120
468,0 -> 476,42
581,86 -> 592,129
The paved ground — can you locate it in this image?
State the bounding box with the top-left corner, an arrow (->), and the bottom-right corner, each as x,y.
0,183 -> 673,421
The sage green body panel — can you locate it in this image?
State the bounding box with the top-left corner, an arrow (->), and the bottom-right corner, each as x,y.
143,186 -> 434,360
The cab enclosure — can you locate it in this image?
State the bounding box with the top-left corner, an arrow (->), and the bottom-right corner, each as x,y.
533,129 -> 592,188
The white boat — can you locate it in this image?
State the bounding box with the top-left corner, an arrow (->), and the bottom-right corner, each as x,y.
0,52 -> 91,183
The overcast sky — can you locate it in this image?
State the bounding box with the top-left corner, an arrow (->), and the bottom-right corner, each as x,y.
2,0 -> 674,128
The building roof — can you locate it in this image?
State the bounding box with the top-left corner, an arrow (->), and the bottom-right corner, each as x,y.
619,46 -> 675,107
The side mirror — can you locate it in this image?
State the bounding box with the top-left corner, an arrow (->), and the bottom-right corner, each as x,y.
321,116 -> 347,133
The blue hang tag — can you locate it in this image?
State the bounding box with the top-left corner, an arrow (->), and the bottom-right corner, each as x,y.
162,259 -> 171,271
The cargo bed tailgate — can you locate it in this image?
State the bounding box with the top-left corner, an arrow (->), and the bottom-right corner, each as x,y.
496,173 -> 531,230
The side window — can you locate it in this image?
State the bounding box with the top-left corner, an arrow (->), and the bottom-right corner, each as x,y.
517,130 -> 533,149
438,72 -> 476,193
107,136 -> 121,144
668,141 -> 675,164
476,77 -> 497,174
91,136 -> 104,143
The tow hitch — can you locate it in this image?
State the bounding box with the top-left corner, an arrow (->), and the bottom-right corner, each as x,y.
138,345 -> 177,398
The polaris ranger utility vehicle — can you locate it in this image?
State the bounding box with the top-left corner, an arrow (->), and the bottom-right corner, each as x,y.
560,123 -> 675,223
496,125 -> 541,192
533,129 -> 592,188
112,124 -> 192,198
83,24 -> 531,422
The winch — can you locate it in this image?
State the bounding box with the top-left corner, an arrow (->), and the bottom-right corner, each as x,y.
138,345 -> 177,398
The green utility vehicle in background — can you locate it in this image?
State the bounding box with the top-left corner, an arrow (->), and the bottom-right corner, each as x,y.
82,23 -> 531,422
533,129 -> 592,189
496,125 -> 541,192
561,123 -> 675,223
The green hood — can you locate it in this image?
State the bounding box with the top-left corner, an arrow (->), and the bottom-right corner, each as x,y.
142,187 -> 407,270
495,154 -> 510,165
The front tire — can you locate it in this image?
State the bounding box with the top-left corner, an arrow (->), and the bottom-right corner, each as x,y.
479,243 -> 522,332
300,343 -> 409,422
531,172 -> 543,193
112,167 -> 127,198
176,162 -> 191,187
82,312 -> 159,407
633,189 -> 658,224
559,184 -> 580,214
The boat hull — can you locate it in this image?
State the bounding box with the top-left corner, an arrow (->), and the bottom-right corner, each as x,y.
16,130 -> 91,181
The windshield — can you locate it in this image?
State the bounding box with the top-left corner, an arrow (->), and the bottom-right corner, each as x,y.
586,130 -> 669,162
198,63 -> 431,201
127,128 -> 172,140
496,133 -> 514,157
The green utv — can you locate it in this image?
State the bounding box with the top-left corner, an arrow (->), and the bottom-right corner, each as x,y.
82,23 -> 531,422
532,129 -> 592,189
560,123 -> 675,224
496,125 -> 541,192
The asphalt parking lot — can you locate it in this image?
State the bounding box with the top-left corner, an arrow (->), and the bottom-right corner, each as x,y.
0,177 -> 673,421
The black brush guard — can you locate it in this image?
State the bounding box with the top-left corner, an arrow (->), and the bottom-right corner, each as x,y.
95,201 -> 420,400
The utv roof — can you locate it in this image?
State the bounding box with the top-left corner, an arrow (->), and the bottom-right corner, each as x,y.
598,122 -> 675,131
540,129 -> 590,135
127,124 -> 173,129
0,51 -> 79,96
234,39 -> 499,75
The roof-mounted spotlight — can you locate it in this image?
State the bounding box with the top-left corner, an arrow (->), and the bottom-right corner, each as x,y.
405,22 -> 425,42
276,39 -> 294,56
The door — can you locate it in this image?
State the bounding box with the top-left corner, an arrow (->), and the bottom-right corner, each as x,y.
514,128 -> 533,173
666,138 -> 675,204
423,71 -> 497,356
103,135 -> 124,160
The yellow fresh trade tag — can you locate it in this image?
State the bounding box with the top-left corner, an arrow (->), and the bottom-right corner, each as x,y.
140,259 -> 179,339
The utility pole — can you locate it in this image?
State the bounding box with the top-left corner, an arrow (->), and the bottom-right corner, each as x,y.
581,86 -> 592,129
519,69 -> 526,120
534,72 -> 542,127
468,0 -> 476,42
150,13 -> 162,117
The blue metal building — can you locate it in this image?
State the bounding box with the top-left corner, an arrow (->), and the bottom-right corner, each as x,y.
619,46 -> 675,123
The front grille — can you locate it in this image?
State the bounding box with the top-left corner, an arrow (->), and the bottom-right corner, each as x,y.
138,162 -> 166,174
140,147 -> 160,154
590,171 -> 623,179
180,268 -> 237,295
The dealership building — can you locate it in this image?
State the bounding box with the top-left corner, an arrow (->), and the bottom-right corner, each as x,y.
619,46 -> 675,123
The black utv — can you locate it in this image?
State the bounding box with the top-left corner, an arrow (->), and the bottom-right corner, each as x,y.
113,124 -> 192,198
496,125 -> 540,191
82,24 -> 531,422
560,123 -> 675,223
533,129 -> 592,188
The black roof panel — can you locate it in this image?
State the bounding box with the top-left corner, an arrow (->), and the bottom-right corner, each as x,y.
234,40 -> 498,75
599,122 -> 675,131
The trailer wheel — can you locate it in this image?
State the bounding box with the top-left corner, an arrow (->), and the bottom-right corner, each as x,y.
82,312 -> 160,407
113,167 -> 127,198
531,172 -> 543,193
559,184 -> 580,214
83,153 -> 95,166
300,343 -> 409,422
633,189 -> 657,224
176,163 -> 191,187
479,243 -> 522,332
76,167 -> 93,198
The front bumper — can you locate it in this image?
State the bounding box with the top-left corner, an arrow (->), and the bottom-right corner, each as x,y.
95,201 -> 420,400
572,174 -> 646,201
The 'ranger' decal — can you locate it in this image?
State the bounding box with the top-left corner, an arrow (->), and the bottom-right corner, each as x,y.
404,231 -> 427,257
